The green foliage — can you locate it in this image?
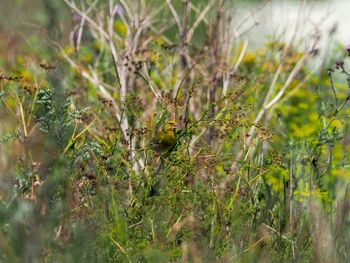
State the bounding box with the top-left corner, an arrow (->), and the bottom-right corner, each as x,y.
0,1 -> 350,262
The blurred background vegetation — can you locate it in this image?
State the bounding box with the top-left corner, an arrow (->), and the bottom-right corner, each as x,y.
0,0 -> 349,262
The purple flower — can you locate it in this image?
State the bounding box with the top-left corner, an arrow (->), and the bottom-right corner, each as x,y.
112,4 -> 124,18
346,44 -> 350,56
335,60 -> 344,69
70,30 -> 78,51
73,14 -> 82,24
336,60 -> 344,66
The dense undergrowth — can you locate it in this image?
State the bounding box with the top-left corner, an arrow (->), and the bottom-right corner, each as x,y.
0,1 -> 350,262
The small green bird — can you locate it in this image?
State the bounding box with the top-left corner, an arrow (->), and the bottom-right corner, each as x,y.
152,120 -> 178,152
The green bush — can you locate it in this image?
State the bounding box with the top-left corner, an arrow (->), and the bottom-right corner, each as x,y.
0,1 -> 349,262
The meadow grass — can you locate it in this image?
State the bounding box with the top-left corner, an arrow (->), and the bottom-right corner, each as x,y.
0,1 -> 349,262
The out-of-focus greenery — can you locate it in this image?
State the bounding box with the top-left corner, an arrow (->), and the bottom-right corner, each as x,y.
0,1 -> 349,262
